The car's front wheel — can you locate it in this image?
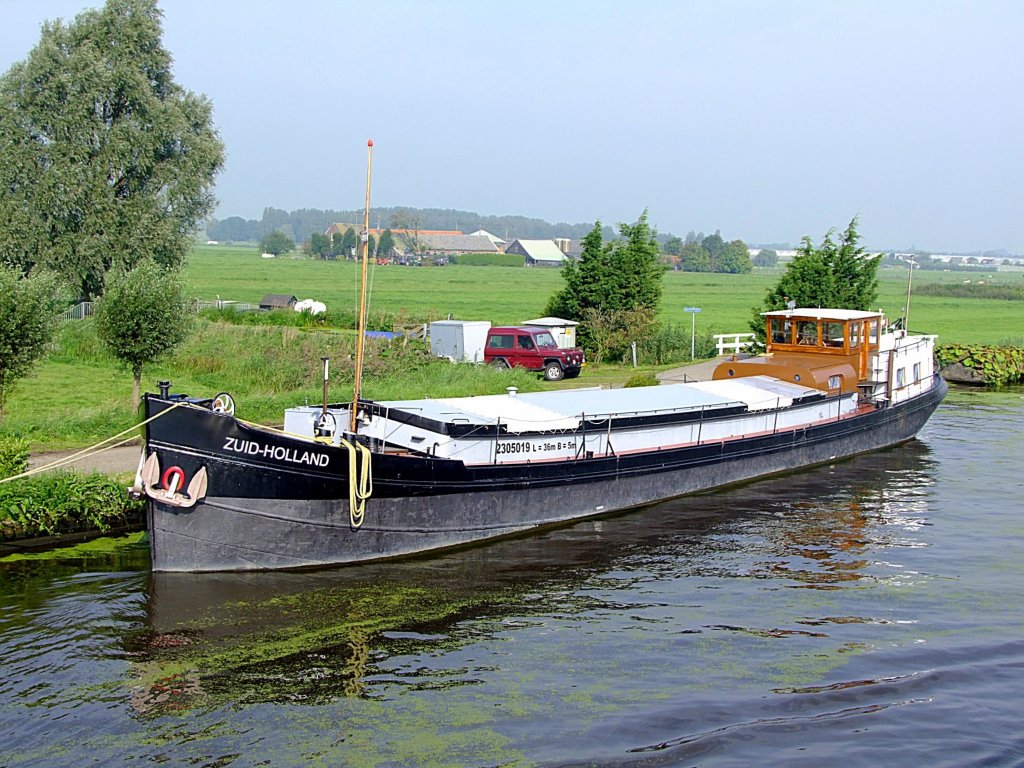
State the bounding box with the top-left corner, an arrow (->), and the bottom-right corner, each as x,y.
544,362 -> 565,381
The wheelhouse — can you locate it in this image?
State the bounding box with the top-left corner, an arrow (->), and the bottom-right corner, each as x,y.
714,308 -> 887,396
763,308 -> 883,383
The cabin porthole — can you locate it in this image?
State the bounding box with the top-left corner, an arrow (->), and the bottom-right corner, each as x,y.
728,369 -> 735,377
794,374 -> 801,382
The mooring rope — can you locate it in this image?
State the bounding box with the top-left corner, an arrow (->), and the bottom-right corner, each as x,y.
0,400 -> 189,485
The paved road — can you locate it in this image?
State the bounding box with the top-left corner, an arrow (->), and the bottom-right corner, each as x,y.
28,358 -> 733,476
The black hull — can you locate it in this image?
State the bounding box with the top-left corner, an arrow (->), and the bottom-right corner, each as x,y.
144,377 -> 947,572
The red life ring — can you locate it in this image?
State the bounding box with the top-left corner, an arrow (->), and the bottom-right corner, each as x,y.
161,466 -> 186,491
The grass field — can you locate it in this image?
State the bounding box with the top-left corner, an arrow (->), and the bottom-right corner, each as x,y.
190,245 -> 1023,345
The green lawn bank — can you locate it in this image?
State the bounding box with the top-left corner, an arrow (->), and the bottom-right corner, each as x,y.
0,436 -> 144,546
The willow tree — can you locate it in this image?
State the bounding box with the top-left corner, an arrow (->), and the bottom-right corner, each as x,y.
0,0 -> 224,299
0,266 -> 67,420
93,259 -> 192,409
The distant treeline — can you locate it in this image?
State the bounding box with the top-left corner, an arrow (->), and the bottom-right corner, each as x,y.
916,282 -> 1024,301
879,255 -> 995,273
207,206 -> 617,244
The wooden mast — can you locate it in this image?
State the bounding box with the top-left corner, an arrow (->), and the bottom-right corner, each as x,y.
350,139 -> 374,433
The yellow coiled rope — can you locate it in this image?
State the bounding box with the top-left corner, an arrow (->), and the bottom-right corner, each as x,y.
232,416 -> 374,527
338,437 -> 373,528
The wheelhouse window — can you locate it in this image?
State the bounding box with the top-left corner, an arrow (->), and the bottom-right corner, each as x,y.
823,322 -> 844,348
796,321 -> 819,346
896,367 -> 906,388
913,362 -> 921,382
770,318 -> 791,344
828,374 -> 842,389
849,321 -> 863,349
867,319 -> 880,346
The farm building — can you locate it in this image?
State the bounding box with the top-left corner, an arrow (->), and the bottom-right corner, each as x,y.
259,294 -> 297,310
467,229 -> 506,248
414,233 -> 499,255
504,239 -> 568,266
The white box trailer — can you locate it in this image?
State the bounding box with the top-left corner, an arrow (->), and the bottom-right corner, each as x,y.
429,320 -> 492,362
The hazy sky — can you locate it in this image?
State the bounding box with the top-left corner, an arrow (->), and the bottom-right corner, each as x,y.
2,0 -> 1022,253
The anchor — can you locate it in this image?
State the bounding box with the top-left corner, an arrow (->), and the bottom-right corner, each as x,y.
137,453 -> 208,509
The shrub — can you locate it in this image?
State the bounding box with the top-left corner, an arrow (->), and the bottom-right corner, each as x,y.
936,344 -> 1024,386
0,435 -> 29,479
0,471 -> 144,541
197,306 -> 441,333
624,373 -> 660,388
639,324 -> 719,365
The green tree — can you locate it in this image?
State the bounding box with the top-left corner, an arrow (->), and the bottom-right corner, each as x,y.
93,259 -> 192,408
310,232 -> 330,258
545,223 -> 613,322
677,243 -> 711,272
341,227 -> 359,259
718,240 -> 753,274
613,213 -> 663,311
545,211 -> 663,353
260,208 -> 291,240
259,231 -> 293,256
702,231 -> 725,271
377,229 -> 396,258
368,233 -> 377,258
0,266 -> 67,420
390,209 -> 423,254
750,217 -> 880,337
331,232 -> 345,258
663,236 -> 684,256
0,0 -> 224,299
753,248 -> 779,267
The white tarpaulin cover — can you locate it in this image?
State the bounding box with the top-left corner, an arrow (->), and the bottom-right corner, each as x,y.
688,376 -> 823,411
378,377 -> 824,433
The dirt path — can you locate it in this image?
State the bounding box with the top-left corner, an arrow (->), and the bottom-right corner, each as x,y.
28,444 -> 143,476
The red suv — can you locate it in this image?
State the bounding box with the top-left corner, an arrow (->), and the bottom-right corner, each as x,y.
484,327 -> 585,381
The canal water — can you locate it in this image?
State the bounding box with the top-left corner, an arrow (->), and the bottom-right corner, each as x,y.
1,387 -> 1022,767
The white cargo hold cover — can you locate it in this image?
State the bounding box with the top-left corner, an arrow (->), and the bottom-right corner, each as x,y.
376,377 -> 824,434
688,376 -> 823,410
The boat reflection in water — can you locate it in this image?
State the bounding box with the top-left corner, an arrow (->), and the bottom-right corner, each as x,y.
134,438 -> 936,714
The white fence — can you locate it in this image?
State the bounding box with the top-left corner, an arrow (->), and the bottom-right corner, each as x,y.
195,300 -> 258,312
714,332 -> 757,356
61,299 -> 263,323
60,302 -> 94,323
